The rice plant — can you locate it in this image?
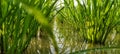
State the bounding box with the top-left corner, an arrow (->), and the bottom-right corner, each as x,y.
57,0 -> 120,53
0,0 -> 63,54
59,0 -> 120,44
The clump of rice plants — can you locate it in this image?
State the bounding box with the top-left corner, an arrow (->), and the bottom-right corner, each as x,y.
59,0 -> 120,45
0,0 -> 39,54
0,0 -> 63,54
57,0 -> 120,53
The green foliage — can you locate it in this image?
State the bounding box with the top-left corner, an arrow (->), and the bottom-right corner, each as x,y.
0,0 -> 120,54
59,0 -> 120,44
0,0 -> 39,54
0,0 -> 62,54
